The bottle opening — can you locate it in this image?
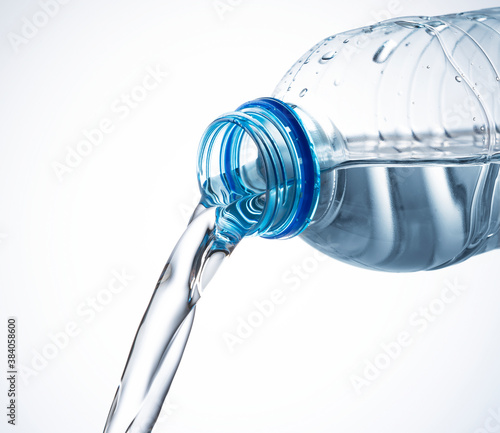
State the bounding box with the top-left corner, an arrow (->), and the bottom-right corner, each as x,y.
197,97 -> 320,239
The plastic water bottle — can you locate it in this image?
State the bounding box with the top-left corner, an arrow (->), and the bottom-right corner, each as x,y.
197,7 -> 500,272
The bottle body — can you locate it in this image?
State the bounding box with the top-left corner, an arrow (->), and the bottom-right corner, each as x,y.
197,8 -> 500,272
275,8 -> 500,271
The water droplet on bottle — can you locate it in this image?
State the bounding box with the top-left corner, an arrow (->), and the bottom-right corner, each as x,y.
472,14 -> 487,21
395,20 -> 424,29
455,76 -> 462,82
473,117 -> 477,121
343,39 -> 349,43
496,76 -> 500,81
319,51 -> 336,63
373,39 -> 398,63
299,88 -> 308,97
427,20 -> 447,32
333,79 -> 341,86
426,65 -> 431,69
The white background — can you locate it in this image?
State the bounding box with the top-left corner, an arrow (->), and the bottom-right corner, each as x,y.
2,0 -> 500,432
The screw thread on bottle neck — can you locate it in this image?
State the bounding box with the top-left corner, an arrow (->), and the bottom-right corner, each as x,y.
197,97 -> 320,239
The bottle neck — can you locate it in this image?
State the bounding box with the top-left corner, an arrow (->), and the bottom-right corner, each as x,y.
197,97 -> 320,239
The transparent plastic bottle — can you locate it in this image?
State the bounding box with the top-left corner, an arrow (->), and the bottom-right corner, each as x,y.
197,7 -> 500,272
